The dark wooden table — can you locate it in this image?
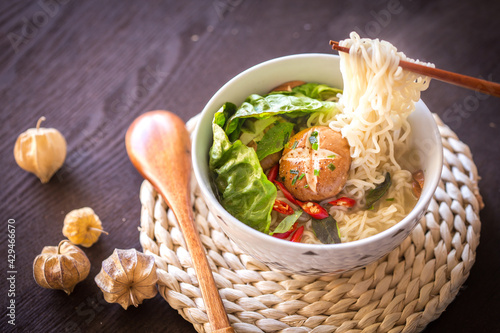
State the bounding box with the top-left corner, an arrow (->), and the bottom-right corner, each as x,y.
1,1 -> 499,332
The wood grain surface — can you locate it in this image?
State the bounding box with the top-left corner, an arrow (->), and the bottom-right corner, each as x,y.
1,0 -> 499,332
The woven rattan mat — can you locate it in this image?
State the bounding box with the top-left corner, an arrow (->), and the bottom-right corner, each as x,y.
139,114 -> 483,333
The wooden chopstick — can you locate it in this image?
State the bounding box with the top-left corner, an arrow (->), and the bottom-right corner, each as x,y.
329,40 -> 500,98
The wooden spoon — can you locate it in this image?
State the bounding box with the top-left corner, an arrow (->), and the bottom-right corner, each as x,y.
126,110 -> 234,333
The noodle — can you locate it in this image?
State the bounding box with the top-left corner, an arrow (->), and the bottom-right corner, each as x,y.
275,32 -> 433,243
327,32 -> 433,242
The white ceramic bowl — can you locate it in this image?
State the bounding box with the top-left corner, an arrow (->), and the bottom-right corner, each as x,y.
192,53 -> 443,275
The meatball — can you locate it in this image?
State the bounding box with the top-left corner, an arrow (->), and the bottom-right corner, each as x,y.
279,126 -> 351,201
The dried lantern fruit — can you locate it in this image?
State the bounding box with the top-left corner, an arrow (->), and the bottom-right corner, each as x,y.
63,207 -> 108,247
95,248 -> 158,309
14,116 -> 67,183
33,240 -> 90,295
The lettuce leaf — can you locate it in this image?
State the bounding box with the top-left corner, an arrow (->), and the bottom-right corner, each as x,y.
269,83 -> 343,101
209,120 -> 276,233
224,93 -> 338,139
230,94 -> 336,124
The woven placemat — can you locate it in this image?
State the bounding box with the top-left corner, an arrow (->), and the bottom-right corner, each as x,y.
139,114 -> 483,333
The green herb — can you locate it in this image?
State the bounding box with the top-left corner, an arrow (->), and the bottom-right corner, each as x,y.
311,130 -> 318,137
270,210 -> 303,235
291,175 -> 299,185
386,198 -> 394,201
291,141 -> 298,149
290,169 -> 299,175
298,173 -> 305,180
327,154 -> 336,158
364,173 -> 392,209
314,169 -> 320,176
327,163 -> 336,171
312,216 -> 341,244
312,143 -> 319,150
304,184 -> 309,189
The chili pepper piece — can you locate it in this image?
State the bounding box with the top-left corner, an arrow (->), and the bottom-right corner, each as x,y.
273,180 -> 299,205
329,197 -> 356,208
267,164 -> 279,183
298,201 -> 329,219
290,226 -> 305,242
273,200 -> 294,215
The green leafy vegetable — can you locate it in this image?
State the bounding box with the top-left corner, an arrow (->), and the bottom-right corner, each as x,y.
209,120 -> 276,233
239,116 -> 279,145
312,216 -> 341,244
256,122 -> 294,161
213,102 -> 237,128
328,163 -> 336,171
314,169 -> 320,176
224,93 -> 338,138
270,210 -> 303,235
269,83 -> 343,101
365,173 -> 392,209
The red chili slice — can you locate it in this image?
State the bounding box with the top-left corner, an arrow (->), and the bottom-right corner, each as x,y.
329,197 -> 356,208
290,226 -> 305,242
267,164 -> 279,183
272,222 -> 298,239
273,180 -> 329,219
297,201 -> 329,219
273,200 -> 294,215
272,180 -> 299,205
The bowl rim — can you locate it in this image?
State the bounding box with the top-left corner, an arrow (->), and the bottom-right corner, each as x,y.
192,52 -> 443,251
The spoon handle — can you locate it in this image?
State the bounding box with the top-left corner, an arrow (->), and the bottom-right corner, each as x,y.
126,111 -> 233,333
164,192 -> 233,333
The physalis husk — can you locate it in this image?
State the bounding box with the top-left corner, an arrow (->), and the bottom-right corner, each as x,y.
63,207 -> 108,247
14,116 -> 67,183
33,240 -> 90,294
94,248 -> 158,309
